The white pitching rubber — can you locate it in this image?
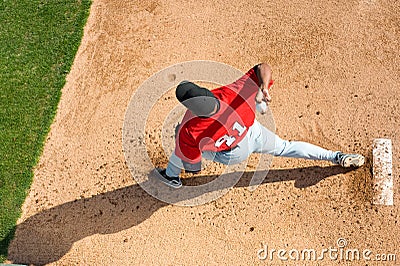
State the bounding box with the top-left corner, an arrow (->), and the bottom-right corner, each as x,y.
372,138 -> 393,205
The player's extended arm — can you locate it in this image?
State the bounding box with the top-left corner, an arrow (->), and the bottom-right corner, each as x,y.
255,63 -> 273,102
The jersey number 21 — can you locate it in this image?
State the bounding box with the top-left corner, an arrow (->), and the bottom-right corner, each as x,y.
215,121 -> 246,148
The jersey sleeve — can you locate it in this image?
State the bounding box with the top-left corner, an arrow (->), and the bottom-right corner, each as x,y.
175,126 -> 202,164
250,64 -> 261,86
223,65 -> 261,94
241,65 -> 261,86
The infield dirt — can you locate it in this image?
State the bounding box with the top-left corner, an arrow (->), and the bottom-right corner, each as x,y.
7,0 -> 400,265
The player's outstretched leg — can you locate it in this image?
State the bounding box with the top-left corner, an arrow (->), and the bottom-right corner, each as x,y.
272,140 -> 365,168
252,120 -> 365,168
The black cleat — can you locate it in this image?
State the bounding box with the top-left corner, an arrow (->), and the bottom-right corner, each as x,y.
155,168 -> 182,188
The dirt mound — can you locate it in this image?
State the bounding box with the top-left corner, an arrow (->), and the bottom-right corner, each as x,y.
8,0 -> 399,265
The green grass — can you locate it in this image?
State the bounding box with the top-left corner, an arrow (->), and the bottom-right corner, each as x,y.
0,0 -> 91,261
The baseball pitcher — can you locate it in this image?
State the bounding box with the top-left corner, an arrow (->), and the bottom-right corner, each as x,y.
157,63 -> 364,188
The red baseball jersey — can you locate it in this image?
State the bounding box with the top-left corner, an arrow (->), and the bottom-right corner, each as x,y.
175,66 -> 261,164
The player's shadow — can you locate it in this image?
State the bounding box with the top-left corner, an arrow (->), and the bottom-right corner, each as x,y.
5,165 -> 352,265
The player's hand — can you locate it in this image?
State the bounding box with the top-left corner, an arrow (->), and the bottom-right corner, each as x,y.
260,83 -> 272,102
255,80 -> 273,115
256,80 -> 274,103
